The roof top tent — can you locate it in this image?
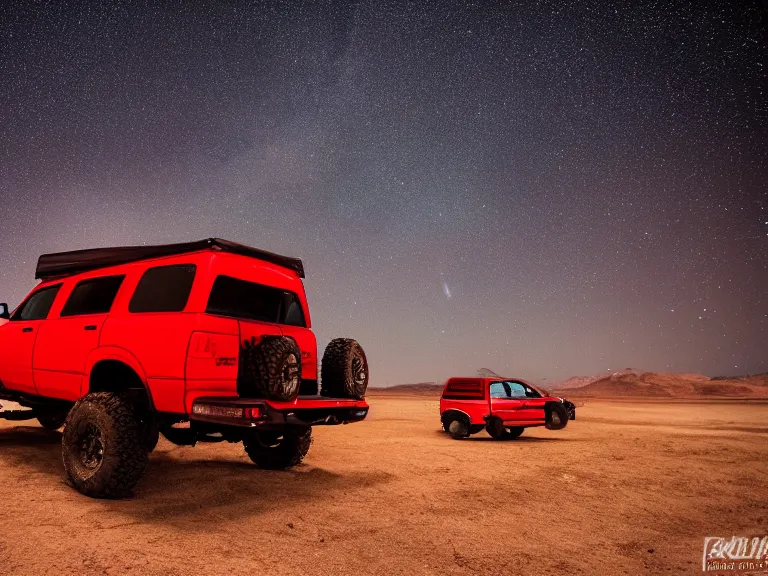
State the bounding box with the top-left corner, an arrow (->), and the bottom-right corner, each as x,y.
35,238 -> 305,281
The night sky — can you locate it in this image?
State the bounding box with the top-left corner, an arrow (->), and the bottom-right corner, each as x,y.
0,1 -> 765,385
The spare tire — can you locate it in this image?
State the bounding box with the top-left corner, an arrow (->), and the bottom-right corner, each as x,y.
320,338 -> 369,399
545,401 -> 569,430
250,337 -> 302,402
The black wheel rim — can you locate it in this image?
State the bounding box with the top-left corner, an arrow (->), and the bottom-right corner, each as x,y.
283,353 -> 299,393
448,421 -> 464,436
351,352 -> 366,388
77,423 -> 104,470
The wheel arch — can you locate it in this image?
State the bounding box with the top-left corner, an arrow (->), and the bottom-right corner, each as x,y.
84,348 -> 154,410
440,408 -> 471,426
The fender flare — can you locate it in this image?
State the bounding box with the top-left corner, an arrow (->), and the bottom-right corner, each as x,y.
440,409 -> 472,426
83,347 -> 153,407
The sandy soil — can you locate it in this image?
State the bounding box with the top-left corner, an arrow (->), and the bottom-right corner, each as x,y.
0,395 -> 766,575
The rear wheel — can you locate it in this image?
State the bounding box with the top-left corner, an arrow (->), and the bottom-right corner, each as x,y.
244,427 -> 312,469
505,426 -> 524,439
61,392 -> 148,498
320,338 -> 369,399
444,417 -> 470,439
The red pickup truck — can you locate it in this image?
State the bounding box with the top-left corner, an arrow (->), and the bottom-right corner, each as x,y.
439,377 -> 575,439
0,238 -> 369,498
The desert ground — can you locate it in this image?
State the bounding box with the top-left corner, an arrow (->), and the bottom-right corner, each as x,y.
0,394 -> 766,575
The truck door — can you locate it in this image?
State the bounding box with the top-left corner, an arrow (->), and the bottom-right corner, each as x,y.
0,284 -> 62,394
34,276 -> 124,401
489,380 -> 545,424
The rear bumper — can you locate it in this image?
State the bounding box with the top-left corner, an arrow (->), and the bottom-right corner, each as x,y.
189,395 -> 369,429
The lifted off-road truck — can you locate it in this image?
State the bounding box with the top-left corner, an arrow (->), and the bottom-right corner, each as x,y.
439,377 -> 574,440
0,238 -> 369,498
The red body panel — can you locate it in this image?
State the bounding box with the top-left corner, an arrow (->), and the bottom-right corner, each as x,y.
0,247 -> 335,417
0,320 -> 38,394
439,377 -> 559,428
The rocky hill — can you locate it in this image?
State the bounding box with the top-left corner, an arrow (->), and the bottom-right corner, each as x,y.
554,371 -> 768,398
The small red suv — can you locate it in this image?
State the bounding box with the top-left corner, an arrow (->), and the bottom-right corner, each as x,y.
439,377 -> 575,439
0,238 -> 369,498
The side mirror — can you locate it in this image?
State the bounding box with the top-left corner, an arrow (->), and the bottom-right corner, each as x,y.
0,303 -> 9,320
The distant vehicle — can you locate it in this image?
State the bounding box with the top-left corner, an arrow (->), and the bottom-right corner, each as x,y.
0,238 -> 369,498
439,377 -> 575,439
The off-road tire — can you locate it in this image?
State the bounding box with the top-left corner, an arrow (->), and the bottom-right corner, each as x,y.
545,401 -> 569,431
37,410 -> 68,431
445,417 -> 470,439
243,337 -> 302,401
485,417 -> 507,440
243,427 -> 312,469
469,424 -> 485,435
143,416 -> 160,452
487,418 -> 525,440
61,392 -> 148,498
320,338 -> 369,399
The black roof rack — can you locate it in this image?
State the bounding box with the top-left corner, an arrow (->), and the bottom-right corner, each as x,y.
35,238 -> 305,280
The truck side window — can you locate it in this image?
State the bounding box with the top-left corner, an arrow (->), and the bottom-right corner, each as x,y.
60,276 -> 125,316
490,381 -> 531,398
129,264 -> 196,313
282,292 -> 306,327
489,382 -> 508,398
206,275 -> 307,327
11,284 -> 62,321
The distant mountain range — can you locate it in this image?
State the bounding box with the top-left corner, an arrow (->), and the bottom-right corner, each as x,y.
369,369 -> 768,399
551,370 -> 768,398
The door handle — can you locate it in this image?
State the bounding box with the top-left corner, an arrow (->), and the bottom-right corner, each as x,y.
21,327 -> 33,333
84,325 -> 97,331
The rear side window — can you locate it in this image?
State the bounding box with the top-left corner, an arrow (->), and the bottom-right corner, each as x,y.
443,379 -> 485,400
129,264 -> 196,313
60,275 -> 124,317
206,275 -> 306,327
11,284 -> 62,321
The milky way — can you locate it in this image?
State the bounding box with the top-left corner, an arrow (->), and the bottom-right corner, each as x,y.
0,1 -> 765,384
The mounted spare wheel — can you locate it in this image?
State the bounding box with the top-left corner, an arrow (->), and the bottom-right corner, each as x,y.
320,338 -> 369,399
445,417 -> 470,439
247,337 -> 302,402
545,401 -> 569,430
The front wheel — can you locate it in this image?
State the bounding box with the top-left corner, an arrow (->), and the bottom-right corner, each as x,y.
244,427 -> 312,469
61,392 -> 148,498
545,402 -> 569,430
486,418 -> 524,440
445,417 -> 470,439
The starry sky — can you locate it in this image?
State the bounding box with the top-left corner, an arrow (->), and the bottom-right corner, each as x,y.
0,1 -> 766,385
